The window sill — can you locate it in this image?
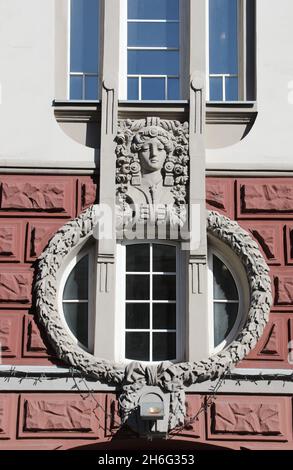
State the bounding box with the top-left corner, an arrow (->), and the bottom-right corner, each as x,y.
53,99 -> 257,126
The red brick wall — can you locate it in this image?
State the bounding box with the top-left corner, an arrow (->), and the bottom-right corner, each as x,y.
0,174 -> 293,450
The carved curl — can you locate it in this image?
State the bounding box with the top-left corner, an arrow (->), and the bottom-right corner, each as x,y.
34,208 -> 272,429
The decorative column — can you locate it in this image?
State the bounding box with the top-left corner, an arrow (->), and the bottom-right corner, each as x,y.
93,0 -> 120,359
187,0 -> 209,361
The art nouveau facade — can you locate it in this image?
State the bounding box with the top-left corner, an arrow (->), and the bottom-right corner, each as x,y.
0,0 -> 293,450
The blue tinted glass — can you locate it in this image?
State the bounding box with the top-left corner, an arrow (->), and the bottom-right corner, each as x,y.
70,0 -> 99,73
128,0 -> 179,20
128,50 -> 179,75
63,303 -> 88,348
128,23 -> 179,48
226,76 -> 238,101
209,0 -> 238,74
70,75 -> 83,100
168,78 -> 180,100
128,77 -> 139,99
210,77 -> 222,101
142,78 -> 165,100
85,75 -> 99,100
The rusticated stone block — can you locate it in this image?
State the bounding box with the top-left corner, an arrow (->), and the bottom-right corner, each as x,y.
23,316 -> 48,357
19,394 -> 102,438
0,314 -> 21,358
273,273 -> 293,306
0,269 -> 32,304
176,395 -> 203,439
238,180 -> 293,218
243,317 -> 287,363
26,221 -> 63,261
105,394 -> 121,437
0,396 -> 15,439
239,221 -> 283,265
0,176 -> 75,217
80,179 -> 97,210
206,178 -> 234,218
0,221 -> 23,262
207,396 -> 290,441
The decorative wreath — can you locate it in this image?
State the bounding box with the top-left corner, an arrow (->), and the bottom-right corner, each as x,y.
35,207 -> 272,429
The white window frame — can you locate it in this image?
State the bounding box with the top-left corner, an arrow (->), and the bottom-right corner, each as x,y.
119,0 -> 184,101
207,236 -> 250,355
67,0 -> 101,101
206,0 -> 251,102
58,239 -> 96,353
115,240 -> 186,364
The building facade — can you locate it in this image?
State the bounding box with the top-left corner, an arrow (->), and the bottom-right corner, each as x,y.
0,0 -> 293,450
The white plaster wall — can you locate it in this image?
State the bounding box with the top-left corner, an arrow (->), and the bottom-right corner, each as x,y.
206,0 -> 293,170
0,0 -> 96,169
0,0 -> 293,170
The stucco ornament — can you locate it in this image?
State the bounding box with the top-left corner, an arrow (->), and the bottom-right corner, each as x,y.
115,117 -> 189,230
35,207 -> 272,431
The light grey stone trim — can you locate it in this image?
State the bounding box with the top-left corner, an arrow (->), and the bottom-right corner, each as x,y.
0,367 -> 292,394
35,208 -> 272,428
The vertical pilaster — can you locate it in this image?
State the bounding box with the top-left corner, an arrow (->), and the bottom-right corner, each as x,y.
93,0 -> 120,359
187,0 -> 209,361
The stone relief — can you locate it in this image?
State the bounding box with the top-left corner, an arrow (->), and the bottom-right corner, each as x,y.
34,207 -> 272,431
115,118 -> 189,230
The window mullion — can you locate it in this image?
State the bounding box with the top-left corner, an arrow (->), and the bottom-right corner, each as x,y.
150,243 -> 153,362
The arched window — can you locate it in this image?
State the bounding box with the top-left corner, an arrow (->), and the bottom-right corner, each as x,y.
208,243 -> 249,353
60,242 -> 95,352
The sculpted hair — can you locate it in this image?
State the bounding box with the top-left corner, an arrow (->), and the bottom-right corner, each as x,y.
131,126 -> 174,155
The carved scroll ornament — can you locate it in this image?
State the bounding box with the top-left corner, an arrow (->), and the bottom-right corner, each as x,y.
35,208 -> 272,430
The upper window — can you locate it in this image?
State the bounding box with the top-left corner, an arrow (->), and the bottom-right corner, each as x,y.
69,0 -> 100,100
208,0 -> 256,102
126,0 -> 181,100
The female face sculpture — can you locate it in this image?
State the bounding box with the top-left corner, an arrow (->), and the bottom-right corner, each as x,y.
138,137 -> 167,174
131,126 -> 173,174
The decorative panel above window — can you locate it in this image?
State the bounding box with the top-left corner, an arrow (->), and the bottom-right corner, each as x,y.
69,0 -> 100,100
208,0 -> 256,102
127,0 -> 181,100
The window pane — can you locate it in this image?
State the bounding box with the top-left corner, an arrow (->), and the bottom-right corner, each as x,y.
126,332 -> 149,360
128,50 -> 179,75
70,0 -> 99,73
168,78 -> 180,100
126,275 -> 149,300
209,0 -> 238,75
126,303 -> 150,329
63,302 -> 88,347
128,22 -> 179,48
126,244 -> 150,272
128,77 -> 139,100
70,75 -> 83,100
153,244 -> 176,272
153,303 -> 176,329
214,302 -> 239,346
128,0 -> 179,20
226,76 -> 238,101
153,332 -> 176,361
141,78 -> 165,100
153,275 -> 176,300
63,255 -> 88,301
85,75 -> 99,100
213,256 -> 238,300
209,77 -> 222,101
